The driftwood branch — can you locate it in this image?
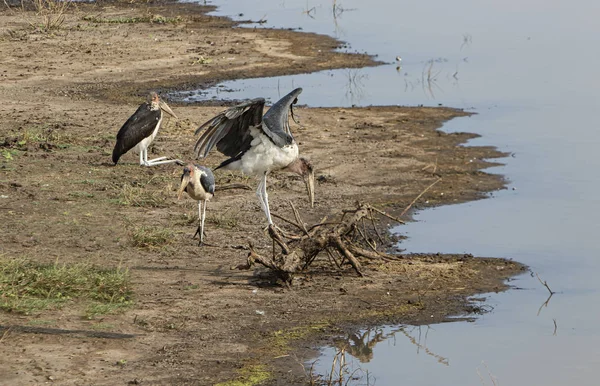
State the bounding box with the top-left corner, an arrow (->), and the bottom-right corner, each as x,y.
235,202 -> 405,285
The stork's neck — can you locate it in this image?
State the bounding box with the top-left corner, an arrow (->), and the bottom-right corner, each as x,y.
150,101 -> 160,111
285,157 -> 304,175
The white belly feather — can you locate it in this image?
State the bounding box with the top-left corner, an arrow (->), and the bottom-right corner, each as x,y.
134,115 -> 162,153
234,127 -> 299,175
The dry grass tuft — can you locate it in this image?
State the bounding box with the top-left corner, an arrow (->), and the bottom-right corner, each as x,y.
23,0 -> 72,31
117,183 -> 168,208
207,208 -> 239,229
130,226 -> 175,249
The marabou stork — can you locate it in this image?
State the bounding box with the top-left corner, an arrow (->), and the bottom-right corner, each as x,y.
193,87 -> 314,225
112,92 -> 181,166
177,163 -> 215,246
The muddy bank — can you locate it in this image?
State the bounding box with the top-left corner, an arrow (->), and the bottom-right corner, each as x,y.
0,2 -> 524,385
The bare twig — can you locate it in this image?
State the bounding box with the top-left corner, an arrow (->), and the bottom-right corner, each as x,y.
535,272 -> 555,295
333,235 -> 363,276
307,221 -> 340,233
399,327 -> 448,365
537,293 -> 553,316
325,247 -> 342,269
3,0 -> 15,13
399,178 -> 442,217
368,208 -> 385,244
368,206 -> 406,225
553,319 -> 557,336
271,212 -> 304,231
289,201 -> 309,235
268,225 -> 290,255
347,244 -> 400,262
355,223 -> 377,252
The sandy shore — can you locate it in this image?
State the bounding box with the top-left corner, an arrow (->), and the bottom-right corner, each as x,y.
0,2 -> 524,384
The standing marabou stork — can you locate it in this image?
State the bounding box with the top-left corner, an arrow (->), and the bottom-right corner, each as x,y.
112,92 -> 181,166
193,87 -> 314,225
177,163 -> 215,245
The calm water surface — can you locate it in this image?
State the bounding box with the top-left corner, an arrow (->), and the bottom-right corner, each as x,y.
182,0 -> 600,384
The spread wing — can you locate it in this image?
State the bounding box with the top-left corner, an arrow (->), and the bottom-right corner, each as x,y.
193,98 -> 265,159
112,103 -> 161,164
261,87 -> 302,148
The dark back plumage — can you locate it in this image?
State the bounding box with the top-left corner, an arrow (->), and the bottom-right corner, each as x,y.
193,88 -> 303,163
112,103 -> 161,164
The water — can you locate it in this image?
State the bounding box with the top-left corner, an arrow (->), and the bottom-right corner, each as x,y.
182,0 -> 600,384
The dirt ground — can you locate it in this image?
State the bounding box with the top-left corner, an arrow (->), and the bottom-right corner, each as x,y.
0,2 -> 525,385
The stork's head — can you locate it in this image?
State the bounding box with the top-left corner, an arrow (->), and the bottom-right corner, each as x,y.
147,92 -> 178,119
177,164 -> 195,199
286,157 -> 315,208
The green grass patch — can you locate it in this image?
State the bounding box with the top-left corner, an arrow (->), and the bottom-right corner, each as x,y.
21,125 -> 73,148
85,301 -> 130,319
90,322 -> 117,331
174,212 -> 199,226
0,258 -> 133,315
130,226 -> 174,249
271,322 -> 330,353
2,125 -> 73,152
68,191 -> 95,199
74,179 -> 98,185
1,149 -> 19,161
82,14 -> 183,24
215,364 -> 272,386
27,318 -> 57,327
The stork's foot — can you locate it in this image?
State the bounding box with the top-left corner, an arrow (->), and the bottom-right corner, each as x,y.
192,226 -> 206,247
263,223 -> 277,233
264,223 -> 284,235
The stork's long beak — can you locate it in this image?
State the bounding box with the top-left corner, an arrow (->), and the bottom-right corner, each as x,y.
178,172 -> 190,200
160,101 -> 178,119
305,169 -> 315,208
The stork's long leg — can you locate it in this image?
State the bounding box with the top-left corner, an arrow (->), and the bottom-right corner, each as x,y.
260,172 -> 273,225
256,174 -> 268,220
147,156 -> 168,162
200,199 -> 207,245
193,200 -> 202,240
146,158 -> 182,166
140,149 -> 182,166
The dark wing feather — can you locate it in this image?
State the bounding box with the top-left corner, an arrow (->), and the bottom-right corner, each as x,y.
261,88 -> 302,148
194,98 -> 265,159
112,103 -> 161,164
197,165 -> 216,195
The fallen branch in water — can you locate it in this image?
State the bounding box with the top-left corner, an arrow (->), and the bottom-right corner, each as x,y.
535,272 -> 555,295
535,272 -> 556,316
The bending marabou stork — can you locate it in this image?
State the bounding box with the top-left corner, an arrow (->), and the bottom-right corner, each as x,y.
112,92 -> 181,166
193,87 -> 314,226
177,163 -> 215,246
